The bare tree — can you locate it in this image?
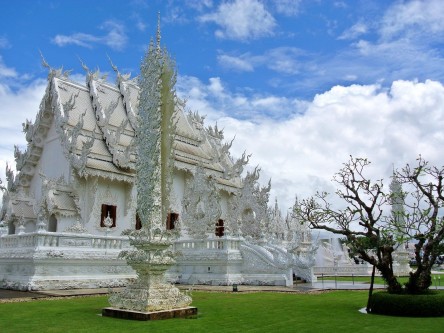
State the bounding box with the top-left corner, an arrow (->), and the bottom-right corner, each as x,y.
296,155 -> 444,294
296,156 -> 404,292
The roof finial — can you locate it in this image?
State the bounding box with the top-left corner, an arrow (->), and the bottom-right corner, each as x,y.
156,12 -> 161,54
39,50 -> 50,70
78,56 -> 90,74
107,54 -> 118,74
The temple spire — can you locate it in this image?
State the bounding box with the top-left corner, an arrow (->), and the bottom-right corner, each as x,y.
156,12 -> 161,54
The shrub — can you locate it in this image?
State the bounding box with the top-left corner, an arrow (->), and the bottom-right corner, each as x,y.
368,290 -> 444,317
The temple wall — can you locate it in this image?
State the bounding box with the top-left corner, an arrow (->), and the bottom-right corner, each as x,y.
0,232 -> 294,290
0,232 -> 134,291
84,179 -> 134,236
24,220 -> 36,233
218,191 -> 230,221
171,169 -> 187,215
29,122 -> 70,204
57,216 -> 79,232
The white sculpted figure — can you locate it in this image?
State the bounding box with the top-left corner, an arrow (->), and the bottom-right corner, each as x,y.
182,166 -> 222,239
228,167 -> 270,239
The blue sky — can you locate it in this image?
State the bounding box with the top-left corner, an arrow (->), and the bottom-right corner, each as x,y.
2,0 -> 444,210
4,0 -> 443,101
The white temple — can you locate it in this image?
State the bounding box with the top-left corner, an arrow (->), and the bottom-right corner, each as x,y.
0,31 -> 316,291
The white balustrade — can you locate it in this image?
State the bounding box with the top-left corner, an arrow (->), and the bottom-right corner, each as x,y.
313,265 -> 372,276
1,233 -> 242,254
0,232 -> 130,250
175,237 -> 241,252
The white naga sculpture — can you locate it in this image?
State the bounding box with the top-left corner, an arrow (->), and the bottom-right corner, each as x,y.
107,32 -> 192,312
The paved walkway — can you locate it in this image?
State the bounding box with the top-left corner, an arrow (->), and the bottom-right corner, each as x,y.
0,282 -> 385,301
4,275 -> 444,301
0,289 -> 49,300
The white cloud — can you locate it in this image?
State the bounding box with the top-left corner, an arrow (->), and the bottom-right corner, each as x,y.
266,47 -> 303,74
380,0 -> 444,41
217,47 -> 306,75
337,0 -> 444,45
136,21 -> 147,31
327,0 -> 444,92
163,5 -> 190,25
52,33 -> 98,49
283,32 -> 444,96
338,22 -> 368,40
343,74 -> 358,81
351,37 -> 444,78
101,21 -> 127,50
186,0 -> 214,11
218,54 -> 254,72
52,20 -> 127,50
0,78 -> 47,187
0,56 -> 17,78
131,13 -> 147,31
177,75 -> 305,122
271,0 -> 301,16
178,76 -> 444,211
199,0 -> 276,40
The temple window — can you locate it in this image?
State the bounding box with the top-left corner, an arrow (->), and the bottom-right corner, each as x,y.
215,219 -> 224,237
101,204 -> 116,228
48,215 -> 57,232
135,213 -> 142,230
8,221 -> 15,235
166,212 -> 178,230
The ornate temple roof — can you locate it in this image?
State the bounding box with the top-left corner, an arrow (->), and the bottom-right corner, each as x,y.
13,65 -> 246,192
41,177 -> 79,217
8,197 -> 37,220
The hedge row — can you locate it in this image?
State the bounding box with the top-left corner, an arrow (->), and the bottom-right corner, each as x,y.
368,290 -> 444,317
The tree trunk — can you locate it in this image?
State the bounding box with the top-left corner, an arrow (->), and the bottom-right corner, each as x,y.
378,264 -> 402,294
376,250 -> 403,294
406,266 -> 432,294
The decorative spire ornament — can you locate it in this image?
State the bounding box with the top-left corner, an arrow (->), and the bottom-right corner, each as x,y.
104,20 -> 194,318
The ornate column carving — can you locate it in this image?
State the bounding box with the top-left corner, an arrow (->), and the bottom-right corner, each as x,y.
108,24 -> 192,313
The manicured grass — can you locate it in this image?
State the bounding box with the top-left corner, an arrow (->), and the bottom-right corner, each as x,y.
1,291 -> 444,333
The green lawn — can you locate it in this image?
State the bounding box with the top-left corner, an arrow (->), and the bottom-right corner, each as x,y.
1,291 -> 444,333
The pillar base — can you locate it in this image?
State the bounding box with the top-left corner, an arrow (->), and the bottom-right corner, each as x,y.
102,306 -> 198,321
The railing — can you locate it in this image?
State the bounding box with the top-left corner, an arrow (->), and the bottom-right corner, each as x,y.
314,265 -> 372,276
0,233 -> 243,252
175,237 -> 241,252
0,232 -> 131,250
